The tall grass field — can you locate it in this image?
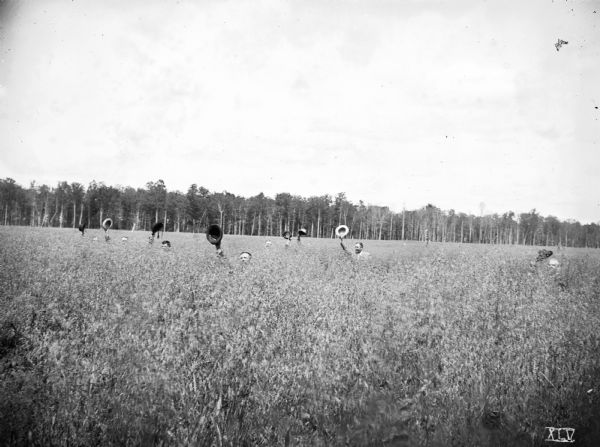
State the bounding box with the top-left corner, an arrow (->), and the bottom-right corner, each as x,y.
1,226 -> 599,446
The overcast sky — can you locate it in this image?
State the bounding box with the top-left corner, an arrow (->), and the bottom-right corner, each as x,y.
0,0 -> 599,222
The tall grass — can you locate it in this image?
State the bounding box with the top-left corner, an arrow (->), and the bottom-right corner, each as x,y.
1,227 -> 599,446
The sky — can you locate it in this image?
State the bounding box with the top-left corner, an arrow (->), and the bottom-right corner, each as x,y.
0,0 -> 599,223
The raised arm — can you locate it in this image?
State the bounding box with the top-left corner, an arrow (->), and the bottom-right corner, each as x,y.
339,238 -> 351,255
335,225 -> 351,256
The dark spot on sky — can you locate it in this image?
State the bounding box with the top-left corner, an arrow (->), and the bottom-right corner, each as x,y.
555,39 -> 568,51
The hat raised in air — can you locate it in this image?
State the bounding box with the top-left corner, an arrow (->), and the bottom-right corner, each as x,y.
102,218 -> 113,231
152,222 -> 164,237
206,224 -> 223,245
335,225 -> 349,239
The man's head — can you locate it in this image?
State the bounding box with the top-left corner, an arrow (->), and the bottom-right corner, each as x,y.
239,252 -> 252,262
354,242 -> 363,254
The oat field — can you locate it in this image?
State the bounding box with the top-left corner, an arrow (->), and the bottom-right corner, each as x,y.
1,226 -> 599,446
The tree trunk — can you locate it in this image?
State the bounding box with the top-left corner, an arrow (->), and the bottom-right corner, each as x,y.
401,210 -> 405,240
49,196 -> 58,226
317,209 -> 321,239
134,207 -> 140,231
258,212 -> 262,236
30,200 -> 36,227
217,203 -> 224,229
87,199 -> 91,229
267,214 -> 271,236
469,219 -> 473,243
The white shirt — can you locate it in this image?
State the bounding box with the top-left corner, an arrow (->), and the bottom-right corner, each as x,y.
356,251 -> 371,261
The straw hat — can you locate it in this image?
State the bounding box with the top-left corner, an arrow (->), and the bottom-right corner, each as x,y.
335,225 -> 349,238
102,218 -> 113,231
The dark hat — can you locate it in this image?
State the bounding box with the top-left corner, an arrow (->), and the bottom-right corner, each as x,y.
206,224 -> 223,245
282,231 -> 291,240
536,249 -> 553,262
152,222 -> 164,237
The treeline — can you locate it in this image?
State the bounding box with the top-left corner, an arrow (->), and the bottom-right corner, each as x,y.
0,177 -> 599,248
